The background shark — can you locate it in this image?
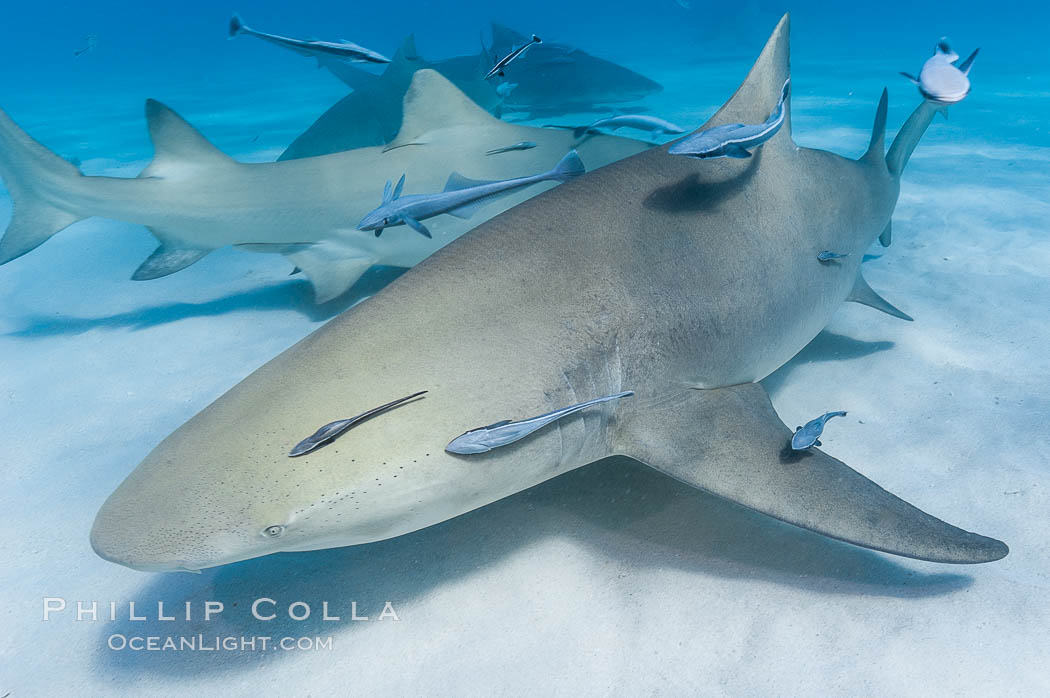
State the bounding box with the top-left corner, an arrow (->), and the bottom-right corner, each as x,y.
0,72 -> 648,302
90,15 -> 1006,575
281,24 -> 663,160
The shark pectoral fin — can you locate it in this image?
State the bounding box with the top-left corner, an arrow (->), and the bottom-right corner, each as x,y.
848,273 -> 913,321
900,72 -> 921,85
614,384 -> 1008,563
878,221 -> 892,247
402,216 -> 432,238
723,144 -> 753,158
284,242 -> 378,303
132,241 -> 212,280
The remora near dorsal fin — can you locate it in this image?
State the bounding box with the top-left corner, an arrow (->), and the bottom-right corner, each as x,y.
384,69 -> 504,151
862,88 -> 889,166
139,100 -> 235,179
695,13 -> 792,150
848,273 -> 913,321
613,383 -> 1008,564
444,172 -> 496,192
489,22 -> 529,52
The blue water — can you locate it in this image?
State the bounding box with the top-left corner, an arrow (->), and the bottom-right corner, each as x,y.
2,2 -> 1048,696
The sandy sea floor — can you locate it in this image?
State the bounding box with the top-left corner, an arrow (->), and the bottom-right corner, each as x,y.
1,50 -> 1048,696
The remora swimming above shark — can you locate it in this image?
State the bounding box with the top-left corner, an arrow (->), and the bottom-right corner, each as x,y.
90,15 -> 1008,573
0,72 -> 648,302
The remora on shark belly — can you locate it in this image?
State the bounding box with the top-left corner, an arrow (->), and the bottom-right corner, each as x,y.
0,72 -> 648,302
89,14 -> 1007,574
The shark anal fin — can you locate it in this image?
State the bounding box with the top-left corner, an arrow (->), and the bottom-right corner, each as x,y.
848,273 -> 913,321
878,221 -> 892,247
613,384 -> 1008,564
285,242 -> 378,303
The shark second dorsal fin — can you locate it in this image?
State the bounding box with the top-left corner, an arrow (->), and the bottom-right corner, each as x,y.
139,100 -> 235,179
394,34 -> 420,64
862,88 -> 889,166
384,70 -> 502,151
699,13 -> 792,150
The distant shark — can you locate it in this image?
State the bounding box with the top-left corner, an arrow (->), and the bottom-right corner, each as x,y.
485,23 -> 662,113
281,24 -> 663,160
0,72 -> 648,302
280,36 -> 500,160
90,15 -> 1007,574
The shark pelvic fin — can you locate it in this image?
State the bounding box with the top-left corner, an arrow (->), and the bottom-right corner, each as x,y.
699,13 -> 792,149
614,383 -> 1008,563
878,221 -> 892,247
132,234 -> 213,280
848,273 -> 913,321
140,100 -> 235,179
384,70 -> 502,152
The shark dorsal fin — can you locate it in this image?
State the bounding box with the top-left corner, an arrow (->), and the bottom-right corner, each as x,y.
140,99 -> 234,178
698,13 -> 792,149
489,22 -> 529,52
393,34 -> 420,64
385,69 -> 502,151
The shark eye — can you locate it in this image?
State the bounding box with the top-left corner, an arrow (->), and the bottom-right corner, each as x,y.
383,217 -> 389,225
262,525 -> 285,538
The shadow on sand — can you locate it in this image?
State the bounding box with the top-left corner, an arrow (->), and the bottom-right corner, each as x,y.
5,266 -> 409,337
97,454 -> 970,677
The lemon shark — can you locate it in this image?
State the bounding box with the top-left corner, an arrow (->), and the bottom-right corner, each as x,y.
0,72 -> 648,302
90,15 -> 1007,573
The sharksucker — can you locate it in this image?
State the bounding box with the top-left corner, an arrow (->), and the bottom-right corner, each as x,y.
791,411 -> 847,450
446,392 -> 635,455
571,115 -> 685,140
485,141 -> 537,155
228,13 -> 391,64
485,34 -> 541,79
91,15 -> 1007,574
901,39 -> 979,105
357,150 -> 586,238
289,391 -> 428,457
668,78 -> 790,159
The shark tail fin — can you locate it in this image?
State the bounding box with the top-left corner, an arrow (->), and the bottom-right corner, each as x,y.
229,13 -> 245,39
862,88 -> 889,167
549,149 -> 585,182
886,99 -> 942,178
0,107 -> 86,265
